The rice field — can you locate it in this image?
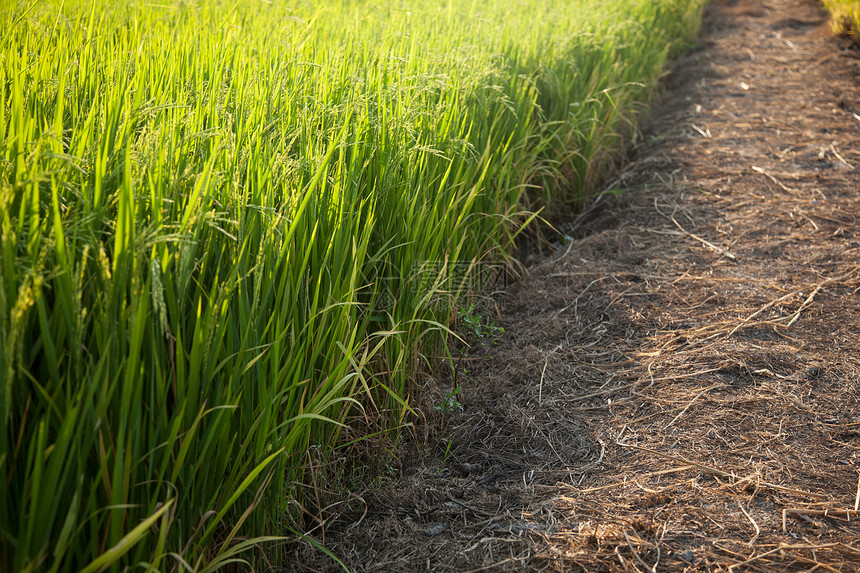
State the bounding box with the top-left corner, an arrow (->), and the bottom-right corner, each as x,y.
0,0 -> 704,570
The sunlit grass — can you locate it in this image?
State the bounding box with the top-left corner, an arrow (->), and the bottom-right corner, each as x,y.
0,0 -> 704,569
822,0 -> 860,43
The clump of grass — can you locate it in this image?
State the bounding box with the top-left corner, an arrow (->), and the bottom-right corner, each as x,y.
822,0 -> 860,44
0,0 -> 705,570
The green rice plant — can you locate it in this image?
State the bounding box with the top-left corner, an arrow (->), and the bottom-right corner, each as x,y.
0,0 -> 705,570
822,0 -> 860,43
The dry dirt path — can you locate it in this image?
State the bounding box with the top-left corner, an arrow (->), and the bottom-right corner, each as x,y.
295,0 -> 860,570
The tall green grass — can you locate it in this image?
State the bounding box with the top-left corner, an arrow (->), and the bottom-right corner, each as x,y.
822,0 -> 860,43
0,0 -> 704,569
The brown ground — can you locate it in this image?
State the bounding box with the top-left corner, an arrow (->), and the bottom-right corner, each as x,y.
291,0 -> 860,570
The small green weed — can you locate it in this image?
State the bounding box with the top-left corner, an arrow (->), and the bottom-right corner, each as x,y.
460,305 -> 505,342
434,388 -> 464,413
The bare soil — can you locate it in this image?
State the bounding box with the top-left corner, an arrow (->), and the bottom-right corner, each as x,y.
291,0 -> 860,570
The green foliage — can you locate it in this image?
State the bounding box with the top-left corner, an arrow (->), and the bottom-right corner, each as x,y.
434,388 -> 464,413
460,304 -> 505,341
0,0 -> 705,569
822,0 -> 860,43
